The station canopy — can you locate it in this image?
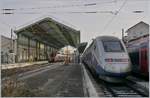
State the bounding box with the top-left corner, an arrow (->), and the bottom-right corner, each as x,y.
15,17 -> 80,49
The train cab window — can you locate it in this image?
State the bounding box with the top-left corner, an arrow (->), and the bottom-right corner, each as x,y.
102,41 -> 124,52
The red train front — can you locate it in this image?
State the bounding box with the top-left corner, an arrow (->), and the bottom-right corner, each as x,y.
139,42 -> 149,76
127,35 -> 149,77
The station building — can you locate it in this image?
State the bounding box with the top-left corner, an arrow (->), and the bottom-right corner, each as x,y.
1,35 -> 17,63
123,21 -> 149,76
14,17 -> 80,63
16,34 -> 54,62
123,21 -> 149,51
124,21 -> 149,43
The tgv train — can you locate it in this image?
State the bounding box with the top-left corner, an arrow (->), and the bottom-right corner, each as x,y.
82,36 -> 131,82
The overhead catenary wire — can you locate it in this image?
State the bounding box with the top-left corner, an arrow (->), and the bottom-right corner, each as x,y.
101,0 -> 127,33
1,0 -> 147,30
1,0 -> 147,11
1,10 -> 117,15
1,0 -> 147,15
1,0 -> 116,11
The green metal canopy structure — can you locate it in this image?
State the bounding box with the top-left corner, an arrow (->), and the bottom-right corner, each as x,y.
14,17 -> 80,62
15,17 -> 80,49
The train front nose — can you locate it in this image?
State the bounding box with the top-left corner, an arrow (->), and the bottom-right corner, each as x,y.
104,58 -> 131,74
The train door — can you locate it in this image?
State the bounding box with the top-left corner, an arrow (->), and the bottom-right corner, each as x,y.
140,48 -> 148,75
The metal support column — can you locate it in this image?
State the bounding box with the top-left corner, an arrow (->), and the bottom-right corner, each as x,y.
16,34 -> 19,62
36,40 -> 38,61
28,37 -> 30,62
46,45 -> 48,60
38,42 -> 40,61
44,44 -> 45,60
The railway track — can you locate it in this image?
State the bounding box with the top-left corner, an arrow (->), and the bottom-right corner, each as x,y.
83,63 -> 149,97
97,77 -> 149,97
102,81 -> 148,97
125,79 -> 149,96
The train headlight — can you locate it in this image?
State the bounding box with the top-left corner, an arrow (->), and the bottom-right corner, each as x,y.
125,65 -> 131,72
105,62 -> 132,72
105,64 -> 115,72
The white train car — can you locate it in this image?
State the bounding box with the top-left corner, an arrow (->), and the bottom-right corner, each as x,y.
82,36 -> 131,82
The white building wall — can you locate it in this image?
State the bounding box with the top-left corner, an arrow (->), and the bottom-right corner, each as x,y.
126,22 -> 149,41
1,35 -> 16,64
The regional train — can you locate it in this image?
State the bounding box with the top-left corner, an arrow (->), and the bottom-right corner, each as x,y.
82,36 -> 131,82
127,35 -> 149,77
54,53 -> 66,62
48,51 -> 57,63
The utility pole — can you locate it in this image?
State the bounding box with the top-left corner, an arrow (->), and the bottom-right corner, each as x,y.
11,28 -> 13,53
122,28 -> 124,40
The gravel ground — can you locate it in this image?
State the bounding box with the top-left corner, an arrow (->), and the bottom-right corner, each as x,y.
19,63 -> 84,97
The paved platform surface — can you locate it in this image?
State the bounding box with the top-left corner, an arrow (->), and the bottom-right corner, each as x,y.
1,61 -> 48,69
20,63 -> 84,97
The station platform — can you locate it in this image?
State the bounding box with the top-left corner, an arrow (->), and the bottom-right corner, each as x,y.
1,61 -> 48,70
14,63 -> 85,97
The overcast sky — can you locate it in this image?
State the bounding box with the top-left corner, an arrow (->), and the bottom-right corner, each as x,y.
0,0 -> 149,43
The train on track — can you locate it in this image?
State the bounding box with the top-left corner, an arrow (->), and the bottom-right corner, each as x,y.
54,53 -> 67,62
48,51 -> 57,63
127,35 -> 149,77
48,51 -> 71,63
82,36 -> 131,82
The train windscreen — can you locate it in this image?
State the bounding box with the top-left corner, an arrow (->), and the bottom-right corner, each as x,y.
102,41 -> 125,52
